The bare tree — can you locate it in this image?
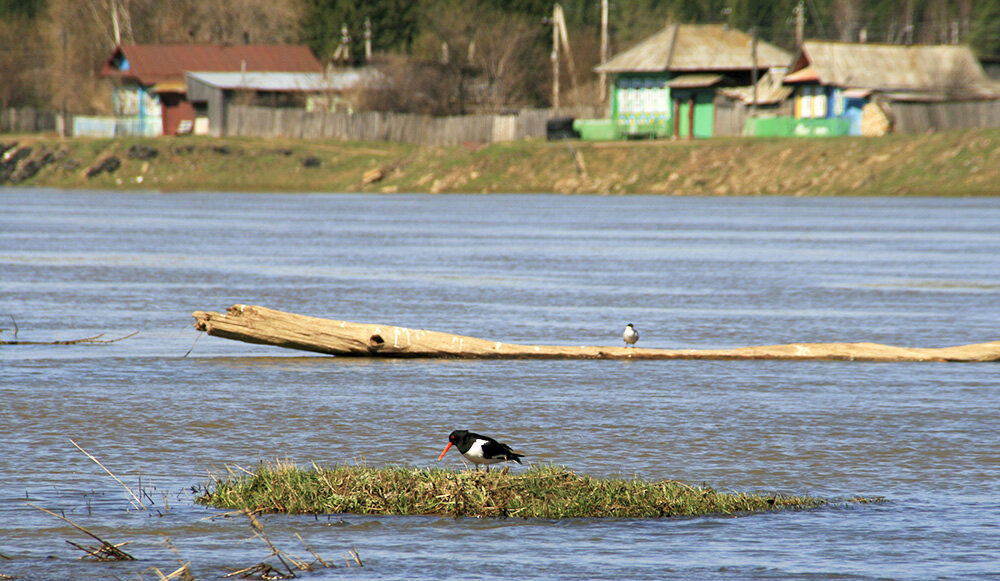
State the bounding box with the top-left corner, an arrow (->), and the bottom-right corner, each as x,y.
0,16 -> 47,108
470,12 -> 540,110
832,0 -> 861,42
42,0 -> 117,114
360,54 -> 459,115
138,0 -> 306,44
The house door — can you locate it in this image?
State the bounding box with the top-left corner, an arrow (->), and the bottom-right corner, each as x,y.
159,93 -> 196,136
675,91 -> 715,138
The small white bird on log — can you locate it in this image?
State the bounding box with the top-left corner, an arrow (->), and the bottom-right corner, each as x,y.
623,323 -> 639,347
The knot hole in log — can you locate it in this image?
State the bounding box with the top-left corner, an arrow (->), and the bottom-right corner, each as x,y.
368,334 -> 385,352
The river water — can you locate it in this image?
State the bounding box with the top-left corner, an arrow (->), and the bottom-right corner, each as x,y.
1,189 -> 999,580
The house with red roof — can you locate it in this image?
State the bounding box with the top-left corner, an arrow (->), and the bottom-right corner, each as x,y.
99,44 -> 322,136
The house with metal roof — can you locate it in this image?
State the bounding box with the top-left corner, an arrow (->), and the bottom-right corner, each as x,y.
592,24 -> 792,139
768,41 -> 1000,136
98,44 -> 322,136
185,69 -> 382,136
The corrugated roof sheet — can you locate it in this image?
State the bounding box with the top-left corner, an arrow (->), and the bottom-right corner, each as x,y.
186,70 -> 380,92
101,44 -> 322,86
595,24 -> 792,74
793,41 -> 1000,98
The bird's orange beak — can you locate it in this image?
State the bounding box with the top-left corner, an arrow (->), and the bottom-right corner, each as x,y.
437,442 -> 453,460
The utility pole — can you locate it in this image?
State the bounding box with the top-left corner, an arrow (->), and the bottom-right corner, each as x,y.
550,4 -> 576,112
904,0 -> 914,45
332,24 -> 350,64
794,2 -> 804,49
110,0 -> 121,45
551,5 -> 560,111
364,18 -> 372,61
750,27 -> 758,115
599,0 -> 609,104
61,27 -> 69,137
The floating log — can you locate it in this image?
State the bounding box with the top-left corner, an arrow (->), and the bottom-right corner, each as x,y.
191,305 -> 1000,362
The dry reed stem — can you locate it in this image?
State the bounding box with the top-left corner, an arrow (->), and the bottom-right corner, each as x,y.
69,439 -> 145,510
347,546 -> 363,567
0,329 -> 139,345
149,563 -> 195,581
243,510 -> 298,578
65,539 -> 133,561
158,537 -> 195,581
27,503 -> 135,561
294,532 -> 332,569
224,563 -> 288,579
181,331 -> 203,358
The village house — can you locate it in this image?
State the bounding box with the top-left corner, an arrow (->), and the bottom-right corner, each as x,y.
590,24 -> 792,139
763,40 -> 1000,136
94,44 -> 323,137
185,68 -> 382,137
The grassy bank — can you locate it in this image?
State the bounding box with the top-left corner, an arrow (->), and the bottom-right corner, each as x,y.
4,129 -> 999,195
196,462 -> 847,519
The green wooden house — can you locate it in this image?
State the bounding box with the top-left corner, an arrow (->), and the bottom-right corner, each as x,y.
593,24 -> 791,139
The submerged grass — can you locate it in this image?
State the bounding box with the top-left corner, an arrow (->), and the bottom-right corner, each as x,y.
196,461 -> 835,519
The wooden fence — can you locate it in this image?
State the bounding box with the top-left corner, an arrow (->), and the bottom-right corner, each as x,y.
1,107 -> 60,134
890,99 -> 1000,133
14,100 -> 1000,142
224,104 -> 604,145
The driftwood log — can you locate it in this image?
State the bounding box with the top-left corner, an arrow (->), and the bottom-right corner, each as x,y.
191,305 -> 1000,362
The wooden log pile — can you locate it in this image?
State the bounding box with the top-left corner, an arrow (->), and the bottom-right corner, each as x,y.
191,305 -> 1000,362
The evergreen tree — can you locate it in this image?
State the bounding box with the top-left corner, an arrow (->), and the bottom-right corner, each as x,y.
302,0 -> 419,63
0,0 -> 43,18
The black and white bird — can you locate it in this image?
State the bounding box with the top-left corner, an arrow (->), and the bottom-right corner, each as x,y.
438,430 -> 524,470
623,323 -> 639,347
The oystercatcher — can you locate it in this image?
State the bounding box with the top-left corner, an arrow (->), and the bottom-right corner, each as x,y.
623,323 -> 639,347
438,430 -> 524,470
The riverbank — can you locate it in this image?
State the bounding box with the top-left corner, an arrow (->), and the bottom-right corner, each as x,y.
3,129 -> 999,195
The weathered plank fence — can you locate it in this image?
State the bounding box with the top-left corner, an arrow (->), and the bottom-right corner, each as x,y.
891,100 -> 1000,133
224,105 -> 603,145
1,107 -> 59,134
192,304 -> 1000,362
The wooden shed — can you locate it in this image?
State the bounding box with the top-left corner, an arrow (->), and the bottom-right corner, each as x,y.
185,69 -> 380,136
780,41 -> 1000,135
594,24 -> 791,139
99,44 -> 323,136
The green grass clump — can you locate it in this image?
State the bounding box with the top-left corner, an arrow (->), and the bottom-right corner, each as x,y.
196,461 -> 834,519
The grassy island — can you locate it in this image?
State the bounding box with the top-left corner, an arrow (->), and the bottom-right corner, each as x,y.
196,462 -> 847,519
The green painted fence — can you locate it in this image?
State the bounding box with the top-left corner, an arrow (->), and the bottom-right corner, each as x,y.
747,116 -> 851,137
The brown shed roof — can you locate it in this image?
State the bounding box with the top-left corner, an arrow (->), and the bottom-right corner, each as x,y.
595,24 -> 792,74
100,44 -> 323,86
787,41 -> 1000,99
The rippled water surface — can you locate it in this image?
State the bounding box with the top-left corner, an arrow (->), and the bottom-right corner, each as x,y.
2,189 -> 1000,580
